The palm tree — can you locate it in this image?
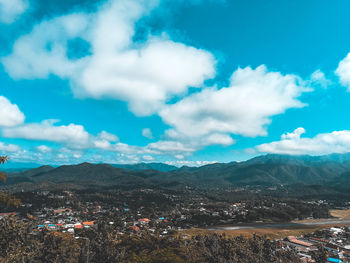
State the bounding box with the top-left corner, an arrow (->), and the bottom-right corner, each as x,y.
0,156 -> 20,207
0,156 -> 9,182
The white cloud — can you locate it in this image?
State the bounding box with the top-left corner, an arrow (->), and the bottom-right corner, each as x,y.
256,127 -> 350,155
2,119 -> 89,147
142,128 -> 154,140
336,52 -> 350,91
160,65 -> 310,147
147,140 -> 196,154
3,0 -> 216,116
0,96 -> 25,127
174,154 -> 184,160
1,119 -> 119,150
0,0 -> 28,24
0,142 -> 20,153
97,131 -> 119,142
165,160 -> 218,167
281,127 -> 306,140
310,69 -> 332,89
36,145 -> 52,153
142,155 -> 155,161
2,13 -> 89,79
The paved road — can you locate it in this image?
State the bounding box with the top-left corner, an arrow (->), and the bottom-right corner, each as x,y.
208,219 -> 350,231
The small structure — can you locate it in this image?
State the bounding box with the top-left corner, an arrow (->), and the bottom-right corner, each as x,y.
74,223 -> 83,229
287,236 -> 313,247
328,258 -> 342,263
138,218 -> 151,224
82,221 -> 95,226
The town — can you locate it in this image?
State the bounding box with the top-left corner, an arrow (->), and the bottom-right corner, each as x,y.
1,187 -> 350,262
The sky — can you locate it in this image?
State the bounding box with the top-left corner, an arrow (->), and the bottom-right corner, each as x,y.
2,0 -> 350,166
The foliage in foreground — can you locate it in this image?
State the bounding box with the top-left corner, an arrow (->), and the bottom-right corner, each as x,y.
0,217 -> 303,263
0,156 -> 21,208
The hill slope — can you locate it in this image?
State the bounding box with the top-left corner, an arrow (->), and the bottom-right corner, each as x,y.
3,154 -> 350,190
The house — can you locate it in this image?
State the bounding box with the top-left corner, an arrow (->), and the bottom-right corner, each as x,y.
54,208 -> 72,215
82,221 -> 95,226
129,226 -> 140,232
328,258 -> 342,263
74,223 -> 83,229
287,236 -> 313,247
138,218 -> 151,224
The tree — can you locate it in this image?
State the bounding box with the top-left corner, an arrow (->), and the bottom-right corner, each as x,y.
39,232 -> 81,263
0,216 -> 40,262
0,156 -> 21,208
311,243 -> 328,263
0,156 -> 9,182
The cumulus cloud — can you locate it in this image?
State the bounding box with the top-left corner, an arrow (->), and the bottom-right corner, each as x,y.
142,128 -> 154,140
94,139 -> 196,160
0,142 -> 20,153
160,65 -> 310,147
0,0 -> 28,24
2,13 -> 89,79
2,119 -> 90,146
36,145 -> 52,153
281,127 -> 306,140
142,155 -> 155,161
147,140 -> 195,155
336,52 -> 350,91
310,70 -> 332,89
97,131 -> 119,142
165,160 -> 218,167
257,127 -> 350,155
3,0 -> 216,116
0,96 -> 25,127
1,119 -> 119,150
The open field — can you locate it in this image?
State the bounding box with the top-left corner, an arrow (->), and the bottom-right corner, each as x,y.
187,223 -> 350,239
184,211 -> 350,239
183,227 -> 323,239
212,221 -> 350,239
330,209 -> 350,219
289,209 -> 350,224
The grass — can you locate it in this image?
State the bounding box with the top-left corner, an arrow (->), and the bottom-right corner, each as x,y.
180,210 -> 350,239
330,209 -> 350,219
182,227 -> 324,239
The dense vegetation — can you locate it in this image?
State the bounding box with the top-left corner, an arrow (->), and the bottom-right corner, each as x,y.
0,156 -> 20,208
0,216 -> 302,263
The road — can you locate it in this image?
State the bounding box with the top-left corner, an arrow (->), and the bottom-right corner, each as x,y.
208,219 -> 350,231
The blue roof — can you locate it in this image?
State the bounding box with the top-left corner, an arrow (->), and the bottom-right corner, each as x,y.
328,258 -> 342,263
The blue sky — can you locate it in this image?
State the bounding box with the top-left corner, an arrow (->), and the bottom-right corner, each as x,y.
2,0 -> 350,166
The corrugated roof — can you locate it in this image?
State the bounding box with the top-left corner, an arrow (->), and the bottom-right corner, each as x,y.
287,236 -> 313,247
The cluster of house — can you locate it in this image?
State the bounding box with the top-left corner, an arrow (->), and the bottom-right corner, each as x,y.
281,227 -> 350,263
0,212 -> 17,219
37,221 -> 95,233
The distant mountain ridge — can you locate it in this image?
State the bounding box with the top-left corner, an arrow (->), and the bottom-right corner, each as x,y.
110,162 -> 178,172
2,153 -> 350,191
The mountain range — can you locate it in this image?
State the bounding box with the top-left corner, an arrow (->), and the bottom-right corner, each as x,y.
2,154 -> 350,191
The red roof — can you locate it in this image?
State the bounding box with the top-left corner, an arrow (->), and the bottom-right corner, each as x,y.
138,218 -> 151,222
0,212 -> 16,216
129,226 -> 140,231
83,221 -> 94,225
287,236 -> 313,247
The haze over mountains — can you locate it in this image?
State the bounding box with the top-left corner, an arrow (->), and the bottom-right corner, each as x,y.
2,153 -> 350,192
